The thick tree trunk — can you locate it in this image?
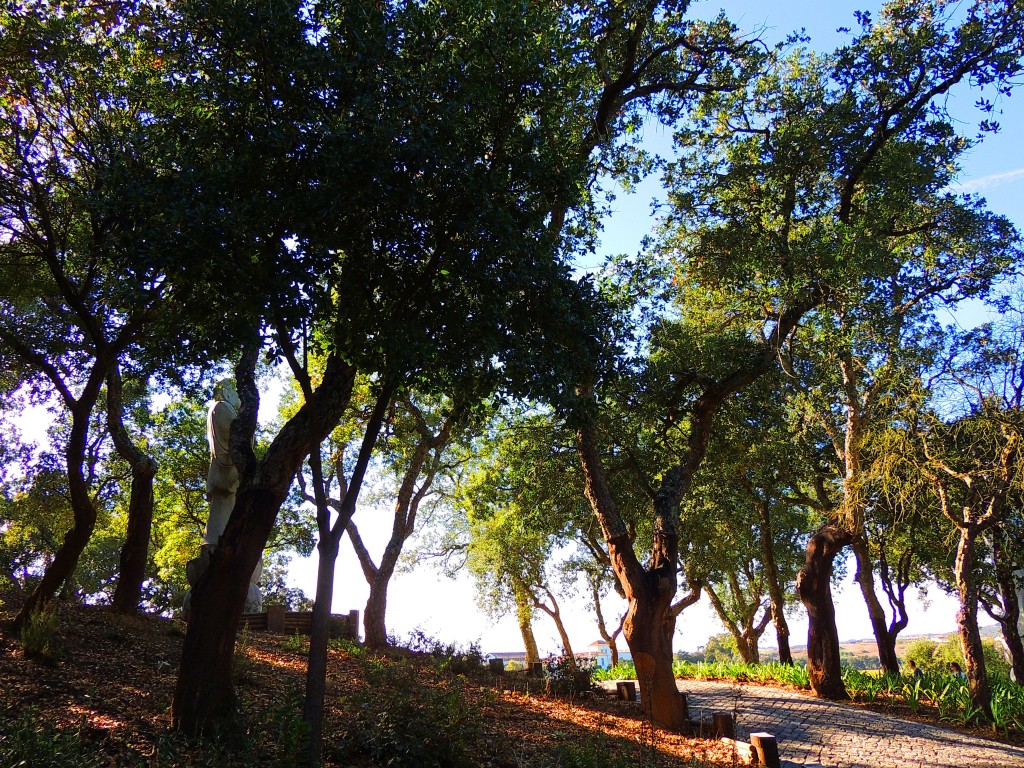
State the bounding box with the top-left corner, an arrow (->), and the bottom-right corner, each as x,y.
851,537 -> 900,675
172,486 -> 282,733
954,526 -> 993,720
624,572 -> 687,729
576,414 -> 688,730
796,525 -> 852,699
363,569 -> 392,649
172,352 -> 356,735
112,465 -> 157,613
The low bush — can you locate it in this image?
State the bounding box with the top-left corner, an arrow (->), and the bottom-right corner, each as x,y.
593,660 -> 637,681
545,655 -> 595,695
339,657 -> 482,768
19,602 -> 63,665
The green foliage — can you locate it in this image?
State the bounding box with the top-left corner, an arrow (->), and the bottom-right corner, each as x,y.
673,660 -> 811,689
593,661 -> 638,681
0,708 -> 106,768
545,656 -> 595,696
397,629 -> 486,676
340,658 -> 481,768
19,603 -> 62,665
701,633 -> 741,664
903,635 -> 1011,679
280,631 -> 307,654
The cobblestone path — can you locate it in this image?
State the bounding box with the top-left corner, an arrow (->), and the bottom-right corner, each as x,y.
602,680 -> 1024,768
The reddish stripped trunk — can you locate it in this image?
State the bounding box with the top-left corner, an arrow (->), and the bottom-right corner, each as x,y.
797,525 -> 852,700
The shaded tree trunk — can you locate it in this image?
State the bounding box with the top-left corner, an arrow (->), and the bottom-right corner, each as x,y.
954,525 -> 993,719
756,499 -> 793,664
302,384 -> 392,766
15,365 -> 107,628
851,537 -> 901,675
796,525 -> 852,700
107,365 -> 158,615
172,351 -> 356,735
989,536 -> 1024,683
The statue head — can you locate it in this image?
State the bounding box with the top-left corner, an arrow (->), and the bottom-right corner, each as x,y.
213,379 -> 241,410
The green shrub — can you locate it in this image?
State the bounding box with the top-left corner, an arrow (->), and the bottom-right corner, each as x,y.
340,657 -> 481,768
19,602 -> 63,665
545,655 -> 594,695
593,660 -> 637,681
281,631 -> 307,654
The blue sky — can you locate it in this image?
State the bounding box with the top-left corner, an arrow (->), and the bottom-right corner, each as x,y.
597,0 -> 1024,263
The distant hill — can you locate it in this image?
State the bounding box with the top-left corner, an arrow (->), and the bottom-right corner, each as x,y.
766,626 -> 1002,670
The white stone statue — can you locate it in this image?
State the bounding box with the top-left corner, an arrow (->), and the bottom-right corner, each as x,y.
1015,568 -> 1024,638
205,378 -> 242,547
185,378 -> 262,613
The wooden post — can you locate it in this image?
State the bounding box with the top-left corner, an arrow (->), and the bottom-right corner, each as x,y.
528,661 -> 543,677
489,658 -> 505,674
266,604 -> 286,634
713,712 -> 735,739
616,681 -> 637,701
749,732 -> 781,768
679,691 -> 689,721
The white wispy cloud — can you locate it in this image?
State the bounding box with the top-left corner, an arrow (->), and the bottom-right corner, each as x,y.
954,167 -> 1024,193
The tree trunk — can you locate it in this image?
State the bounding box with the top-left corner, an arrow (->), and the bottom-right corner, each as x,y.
592,581 -> 624,668
851,537 -> 901,675
954,526 -> 993,720
363,570 -> 391,649
301,383 -> 392,766
796,525 -> 852,700
303,533 -> 341,766
111,465 -> 157,613
514,584 -> 540,664
757,499 -> 792,664
15,398 -> 99,628
992,539 -> 1024,684
172,351 -> 356,735
108,364 -> 158,615
537,588 -> 576,668
624,573 -> 687,729
172,485 -> 281,733
576,413 -> 688,730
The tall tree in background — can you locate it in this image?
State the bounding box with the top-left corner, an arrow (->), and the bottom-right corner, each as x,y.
660,0 -> 1024,699
0,4 -> 179,624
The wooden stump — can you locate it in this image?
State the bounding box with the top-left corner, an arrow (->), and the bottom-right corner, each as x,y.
713,712 -> 735,739
749,732 -> 781,768
616,681 -> 637,701
679,691 -> 689,720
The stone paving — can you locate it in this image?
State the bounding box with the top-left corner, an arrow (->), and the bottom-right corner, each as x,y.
601,679 -> 1024,768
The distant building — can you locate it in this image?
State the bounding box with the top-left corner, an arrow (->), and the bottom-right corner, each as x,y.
580,640 -> 632,670
486,650 -> 530,664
